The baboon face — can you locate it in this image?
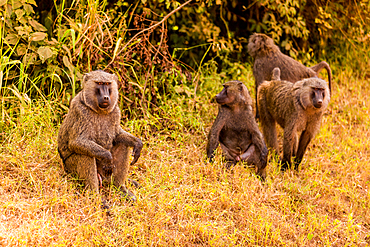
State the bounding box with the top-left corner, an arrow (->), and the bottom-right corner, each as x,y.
95,81 -> 112,109
82,70 -> 119,113
216,81 -> 243,105
311,87 -> 326,109
296,78 -> 330,111
303,78 -> 329,109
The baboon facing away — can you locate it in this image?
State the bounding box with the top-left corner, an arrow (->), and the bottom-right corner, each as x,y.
257,68 -> 330,170
58,70 -> 143,202
207,81 -> 268,180
248,33 -> 332,118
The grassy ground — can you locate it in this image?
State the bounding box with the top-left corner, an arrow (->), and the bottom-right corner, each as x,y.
0,65 -> 370,246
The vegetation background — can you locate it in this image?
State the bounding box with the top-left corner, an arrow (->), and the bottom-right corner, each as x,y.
1,0 -> 369,245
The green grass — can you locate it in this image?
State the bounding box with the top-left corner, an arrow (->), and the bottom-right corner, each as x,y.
1,64 -> 370,246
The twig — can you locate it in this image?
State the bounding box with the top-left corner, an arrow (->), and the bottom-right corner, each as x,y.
106,0 -> 192,68
140,21 -> 166,117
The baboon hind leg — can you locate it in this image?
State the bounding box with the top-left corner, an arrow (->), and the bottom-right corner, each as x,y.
261,118 -> 279,153
111,143 -> 137,202
65,154 -> 99,193
281,127 -> 296,170
239,145 -> 267,181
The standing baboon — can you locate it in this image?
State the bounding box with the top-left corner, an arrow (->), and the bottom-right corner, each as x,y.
248,33 -> 332,118
58,70 -> 143,202
207,80 -> 268,180
257,68 -> 330,170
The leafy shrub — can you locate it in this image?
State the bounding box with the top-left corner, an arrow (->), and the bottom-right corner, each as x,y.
1,0 -> 370,125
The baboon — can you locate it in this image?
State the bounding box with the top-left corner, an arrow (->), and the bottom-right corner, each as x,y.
248,33 -> 332,118
257,68 -> 330,170
58,70 -> 143,202
207,80 -> 268,180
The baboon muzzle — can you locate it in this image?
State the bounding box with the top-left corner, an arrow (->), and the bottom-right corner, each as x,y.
314,100 -> 323,108
98,85 -> 111,108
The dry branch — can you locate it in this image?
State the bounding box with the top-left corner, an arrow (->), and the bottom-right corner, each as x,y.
106,0 -> 192,68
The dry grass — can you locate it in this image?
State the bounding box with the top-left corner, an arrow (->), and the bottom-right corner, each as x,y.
1,67 -> 370,246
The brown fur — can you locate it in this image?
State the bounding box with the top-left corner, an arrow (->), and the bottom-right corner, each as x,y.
248,33 -> 332,118
257,68 -> 330,170
207,80 -> 268,180
58,70 -> 143,202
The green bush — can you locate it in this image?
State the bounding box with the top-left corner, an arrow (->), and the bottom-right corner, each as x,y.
1,0 -> 369,123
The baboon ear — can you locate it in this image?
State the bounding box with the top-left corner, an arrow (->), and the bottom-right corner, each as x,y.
299,88 -> 311,110
82,73 -> 90,88
294,81 -> 310,110
238,81 -> 243,91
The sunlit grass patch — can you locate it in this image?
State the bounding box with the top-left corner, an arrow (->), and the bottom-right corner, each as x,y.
1,64 -> 370,246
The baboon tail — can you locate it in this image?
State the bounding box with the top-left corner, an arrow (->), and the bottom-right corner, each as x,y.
310,61 -> 332,95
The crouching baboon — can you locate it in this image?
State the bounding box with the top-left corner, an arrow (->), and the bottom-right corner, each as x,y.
207,81 -> 268,180
248,33 -> 332,118
58,70 -> 143,202
257,68 -> 330,170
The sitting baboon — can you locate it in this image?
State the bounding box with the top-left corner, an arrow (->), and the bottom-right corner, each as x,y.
248,33 -> 332,118
207,80 -> 268,180
257,68 -> 330,170
58,70 -> 143,202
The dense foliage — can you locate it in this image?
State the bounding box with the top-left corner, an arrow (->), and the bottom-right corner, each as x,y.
1,0 -> 370,120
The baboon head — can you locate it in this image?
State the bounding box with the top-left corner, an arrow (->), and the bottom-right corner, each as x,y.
216,81 -> 252,107
247,33 -> 279,58
294,78 -> 330,110
82,70 -> 119,114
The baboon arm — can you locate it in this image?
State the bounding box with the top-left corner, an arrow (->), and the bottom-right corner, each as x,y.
295,130 -> 313,167
245,113 -> 267,152
69,137 -> 112,162
207,111 -> 226,162
114,128 -> 143,166
249,126 -> 268,163
250,125 -> 267,153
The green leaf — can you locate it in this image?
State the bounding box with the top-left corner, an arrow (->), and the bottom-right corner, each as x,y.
15,25 -> 32,36
285,42 -> 291,50
22,53 -> 37,65
16,44 -> 28,56
13,1 -> 22,9
23,4 -> 35,14
29,19 -> 47,32
5,34 -> 19,45
30,32 -> 47,41
63,55 -> 74,74
37,46 -> 53,63
15,9 -> 25,20
27,0 -> 37,6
